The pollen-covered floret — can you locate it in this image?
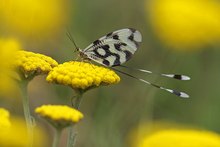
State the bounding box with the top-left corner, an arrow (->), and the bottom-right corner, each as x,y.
35,105 -> 83,128
46,61 -> 120,90
14,50 -> 58,79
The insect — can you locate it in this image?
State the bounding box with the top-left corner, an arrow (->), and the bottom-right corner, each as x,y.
67,28 -> 190,98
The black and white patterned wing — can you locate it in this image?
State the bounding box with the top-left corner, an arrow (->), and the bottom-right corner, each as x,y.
82,28 -> 142,67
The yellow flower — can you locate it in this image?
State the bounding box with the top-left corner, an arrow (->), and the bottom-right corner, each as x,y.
0,116 -> 48,147
0,108 -> 11,129
0,0 -> 70,37
146,0 -> 220,50
128,121 -> 187,147
15,50 -> 58,80
138,129 -> 220,147
35,105 -> 83,128
0,38 -> 20,69
46,61 -> 120,90
0,38 -> 21,96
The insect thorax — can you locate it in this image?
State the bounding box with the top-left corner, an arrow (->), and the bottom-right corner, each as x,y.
78,49 -> 91,61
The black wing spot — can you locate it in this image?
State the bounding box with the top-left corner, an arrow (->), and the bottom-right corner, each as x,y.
174,74 -> 182,80
128,34 -> 139,47
124,50 -> 133,61
114,43 -> 127,51
172,90 -> 181,97
128,34 -> 134,41
94,46 -> 110,58
93,40 -> 102,46
121,43 -> 127,46
102,44 -> 110,50
113,54 -> 121,66
114,44 -> 121,51
103,60 -> 110,66
129,28 -> 136,33
106,32 -> 113,37
113,35 -> 119,40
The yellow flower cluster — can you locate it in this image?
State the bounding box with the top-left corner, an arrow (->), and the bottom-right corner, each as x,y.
0,38 -> 21,96
0,0 -> 70,37
15,50 -> 58,79
46,61 -> 120,90
147,0 -> 220,50
0,108 -> 11,129
35,105 -> 83,128
138,129 -> 220,147
0,116 -> 47,147
0,38 -> 20,69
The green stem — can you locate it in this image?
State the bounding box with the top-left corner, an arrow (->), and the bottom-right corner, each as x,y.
53,128 -> 62,147
67,90 -> 83,147
20,80 -> 34,147
73,91 -> 83,110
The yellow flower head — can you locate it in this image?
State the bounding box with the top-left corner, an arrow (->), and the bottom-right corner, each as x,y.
146,0 -> 220,50
0,116 -> 48,147
0,38 -> 20,69
15,50 -> 58,80
138,129 -> 220,147
0,38 -> 21,96
0,0 -> 70,37
0,108 -> 11,129
46,61 -> 120,91
35,105 -> 83,128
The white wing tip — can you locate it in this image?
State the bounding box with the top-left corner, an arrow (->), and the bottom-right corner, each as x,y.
182,75 -> 191,80
180,92 -> 190,98
134,30 -> 142,42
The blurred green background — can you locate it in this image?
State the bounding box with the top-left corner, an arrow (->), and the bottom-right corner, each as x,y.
1,0 -> 220,146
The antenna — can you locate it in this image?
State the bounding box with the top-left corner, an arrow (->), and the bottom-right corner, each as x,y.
111,67 -> 189,98
66,29 -> 79,51
119,65 -> 190,81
